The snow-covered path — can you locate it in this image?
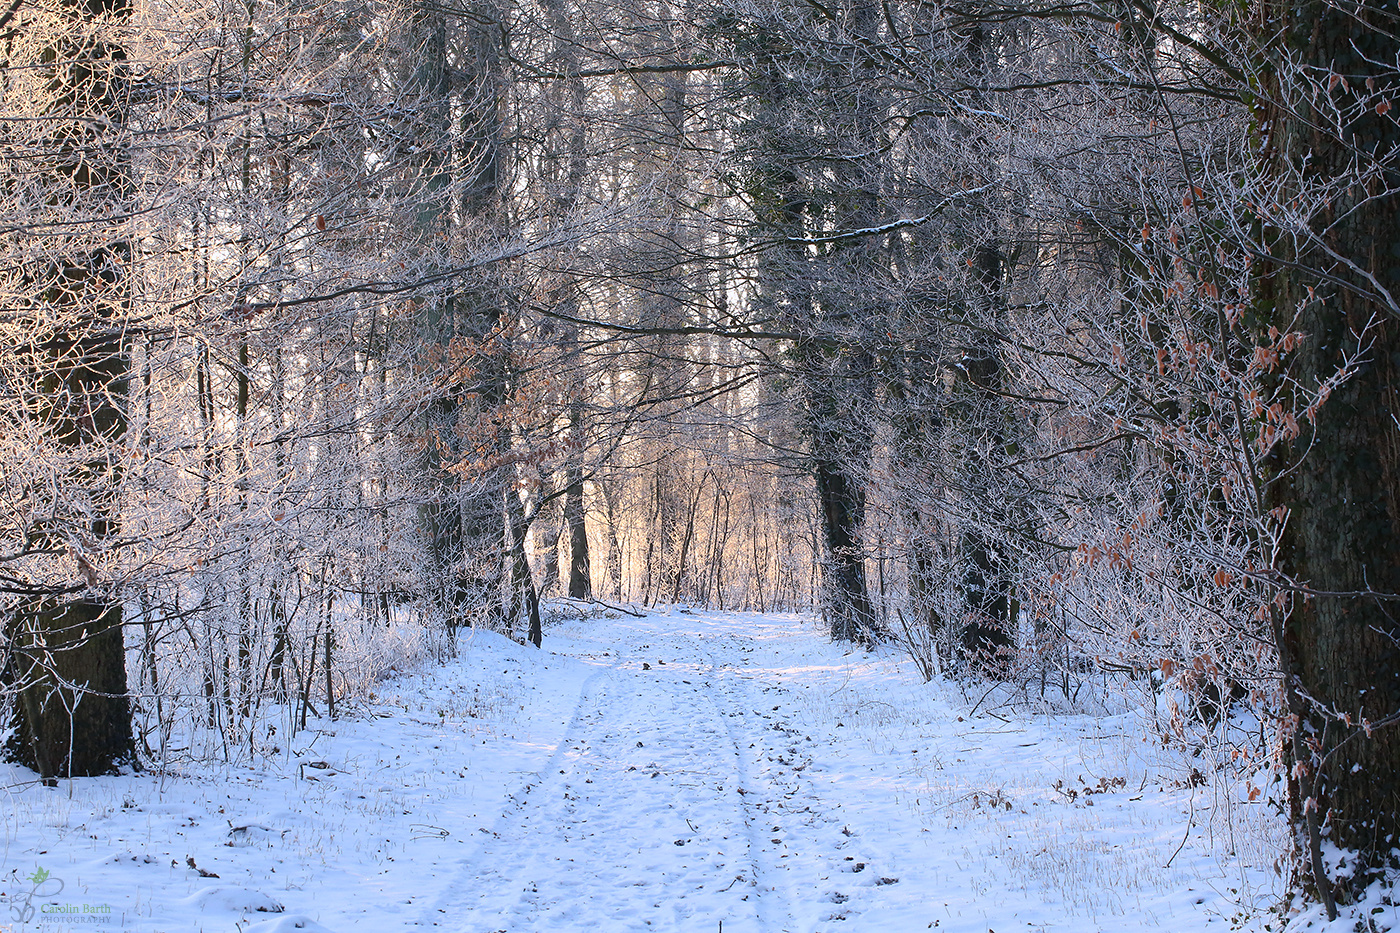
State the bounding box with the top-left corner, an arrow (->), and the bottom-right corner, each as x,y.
427,619 -> 789,931
425,613 -> 882,932
1,608 -> 1291,933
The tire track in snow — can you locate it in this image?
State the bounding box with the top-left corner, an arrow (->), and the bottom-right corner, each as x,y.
422,641 -> 765,932
421,663 -> 616,926
693,625 -> 893,932
693,638 -> 800,932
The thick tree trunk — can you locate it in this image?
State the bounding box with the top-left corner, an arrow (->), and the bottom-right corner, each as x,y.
954,23 -> 1015,669
957,334 -> 1014,665
8,600 -> 131,780
1274,257 -> 1400,902
407,8 -> 464,633
1259,0 -> 1400,905
815,441 -> 876,642
5,0 -> 135,780
887,346 -> 947,644
409,2 -> 509,634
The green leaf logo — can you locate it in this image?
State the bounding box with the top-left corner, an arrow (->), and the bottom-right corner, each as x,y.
28,866 -> 49,885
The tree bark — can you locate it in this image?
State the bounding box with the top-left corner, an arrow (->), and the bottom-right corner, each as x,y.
5,0 -> 135,779
814,435 -> 877,641
1259,0 -> 1400,905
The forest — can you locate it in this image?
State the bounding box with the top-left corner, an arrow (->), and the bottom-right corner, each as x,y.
2,0 -> 1398,925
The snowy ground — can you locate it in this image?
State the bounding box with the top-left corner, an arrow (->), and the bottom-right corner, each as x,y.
0,607 -> 1305,933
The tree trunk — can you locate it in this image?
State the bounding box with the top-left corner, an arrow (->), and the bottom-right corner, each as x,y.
954,22 -> 1014,669
957,332 -> 1014,665
536,464 -> 564,597
408,1 -> 509,634
734,0 -> 885,641
8,601 -> 131,780
1259,0 -> 1400,905
815,441 -> 876,642
4,0 -> 135,780
506,487 -> 543,647
564,402 -> 592,599
406,7 -> 464,632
